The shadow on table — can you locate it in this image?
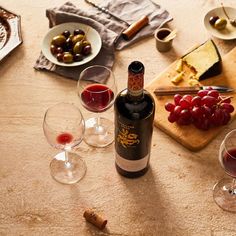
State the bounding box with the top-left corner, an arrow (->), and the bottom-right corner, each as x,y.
114,166 -> 178,234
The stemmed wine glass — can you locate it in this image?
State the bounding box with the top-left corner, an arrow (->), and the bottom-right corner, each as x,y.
43,102 -> 86,184
213,129 -> 236,212
77,65 -> 117,147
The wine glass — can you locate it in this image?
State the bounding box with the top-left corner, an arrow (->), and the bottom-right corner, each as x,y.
77,65 -> 117,147
43,102 -> 86,184
213,129 -> 236,212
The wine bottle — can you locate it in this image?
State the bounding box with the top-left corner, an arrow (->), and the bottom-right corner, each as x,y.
114,61 -> 155,178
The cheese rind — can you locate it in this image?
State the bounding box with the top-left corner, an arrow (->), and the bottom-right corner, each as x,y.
182,40 -> 222,80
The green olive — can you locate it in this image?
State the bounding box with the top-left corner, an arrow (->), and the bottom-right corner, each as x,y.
73,41 -> 83,54
214,18 -> 227,30
63,52 -> 73,63
82,40 -> 91,48
51,35 -> 66,46
72,34 -> 84,44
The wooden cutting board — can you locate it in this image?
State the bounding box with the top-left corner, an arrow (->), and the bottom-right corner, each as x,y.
145,46 -> 236,151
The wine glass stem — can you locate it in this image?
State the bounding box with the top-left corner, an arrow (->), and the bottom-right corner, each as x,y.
96,116 -> 101,126
94,115 -> 102,133
230,178 -> 236,195
64,149 -> 71,168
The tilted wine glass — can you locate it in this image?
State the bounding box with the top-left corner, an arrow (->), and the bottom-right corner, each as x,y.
77,65 -> 117,147
43,102 -> 86,184
213,129 -> 236,212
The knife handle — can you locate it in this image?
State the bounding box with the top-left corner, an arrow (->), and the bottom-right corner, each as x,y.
154,86 -> 200,96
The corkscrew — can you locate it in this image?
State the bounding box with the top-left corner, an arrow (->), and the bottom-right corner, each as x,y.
84,0 -> 129,26
84,0 -> 149,40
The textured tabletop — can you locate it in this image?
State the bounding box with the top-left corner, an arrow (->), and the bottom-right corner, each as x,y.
1,0 -> 236,235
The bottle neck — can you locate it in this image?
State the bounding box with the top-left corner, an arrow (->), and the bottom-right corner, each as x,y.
127,70 -> 144,98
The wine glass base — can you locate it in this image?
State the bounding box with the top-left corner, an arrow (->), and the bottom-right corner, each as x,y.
84,117 -> 114,147
213,177 -> 236,212
50,152 -> 86,185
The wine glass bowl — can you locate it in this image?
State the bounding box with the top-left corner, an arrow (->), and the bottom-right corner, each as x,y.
43,102 -> 86,184
80,82 -> 115,113
77,65 -> 117,147
213,129 -> 236,212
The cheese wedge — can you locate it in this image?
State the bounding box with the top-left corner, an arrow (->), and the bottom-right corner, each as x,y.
182,40 -> 222,80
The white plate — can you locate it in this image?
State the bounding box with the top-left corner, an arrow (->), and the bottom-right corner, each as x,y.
41,22 -> 102,67
204,6 -> 236,40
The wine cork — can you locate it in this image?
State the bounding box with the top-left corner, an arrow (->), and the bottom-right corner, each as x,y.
83,209 -> 107,230
122,15 -> 149,40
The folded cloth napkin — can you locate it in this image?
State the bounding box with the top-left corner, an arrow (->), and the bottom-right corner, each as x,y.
34,1 -> 172,80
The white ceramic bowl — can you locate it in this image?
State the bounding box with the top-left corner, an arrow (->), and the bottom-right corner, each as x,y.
204,6 -> 236,40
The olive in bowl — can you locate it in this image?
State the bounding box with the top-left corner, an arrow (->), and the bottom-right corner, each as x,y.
50,29 -> 92,64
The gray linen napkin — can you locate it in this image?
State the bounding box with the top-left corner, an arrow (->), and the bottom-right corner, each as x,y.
99,0 -> 173,50
34,1 -> 172,80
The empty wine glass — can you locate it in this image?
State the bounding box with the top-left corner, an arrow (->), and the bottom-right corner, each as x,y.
77,65 -> 117,147
213,129 -> 236,212
43,102 -> 86,184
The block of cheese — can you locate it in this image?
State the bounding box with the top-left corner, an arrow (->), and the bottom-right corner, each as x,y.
182,39 -> 222,80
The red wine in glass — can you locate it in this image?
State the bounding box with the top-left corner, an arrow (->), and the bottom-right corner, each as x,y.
213,129 -> 236,212
222,148 -> 236,178
57,132 -> 73,145
81,84 -> 114,112
78,65 -> 117,147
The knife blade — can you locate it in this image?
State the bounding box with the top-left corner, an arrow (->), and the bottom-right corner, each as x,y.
154,85 -> 234,96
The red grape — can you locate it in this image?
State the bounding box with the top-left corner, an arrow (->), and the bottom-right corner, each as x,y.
201,105 -> 212,118
165,102 -> 175,112
168,112 -> 177,123
191,106 -> 203,119
174,94 -> 182,105
182,94 -> 193,103
220,103 -> 234,113
222,112 -> 231,125
207,89 -> 219,98
173,105 -> 182,118
211,108 -> 224,126
200,118 -> 211,130
177,116 -> 192,125
201,95 -> 217,107
176,109 -> 192,125
197,90 -> 208,98
179,98 -> 191,109
194,117 -> 211,130
180,109 -> 191,119
191,96 -> 201,107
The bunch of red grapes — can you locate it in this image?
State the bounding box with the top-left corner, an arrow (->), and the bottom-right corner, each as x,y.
164,88 -> 234,130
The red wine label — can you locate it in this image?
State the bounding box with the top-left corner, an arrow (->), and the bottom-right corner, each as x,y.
116,153 -> 149,172
128,72 -> 144,96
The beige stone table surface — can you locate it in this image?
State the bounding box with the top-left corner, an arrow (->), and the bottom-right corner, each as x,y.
1,0 -> 236,235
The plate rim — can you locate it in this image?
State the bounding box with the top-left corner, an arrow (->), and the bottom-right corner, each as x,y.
0,7 -> 23,62
203,6 -> 236,40
41,22 -> 102,67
